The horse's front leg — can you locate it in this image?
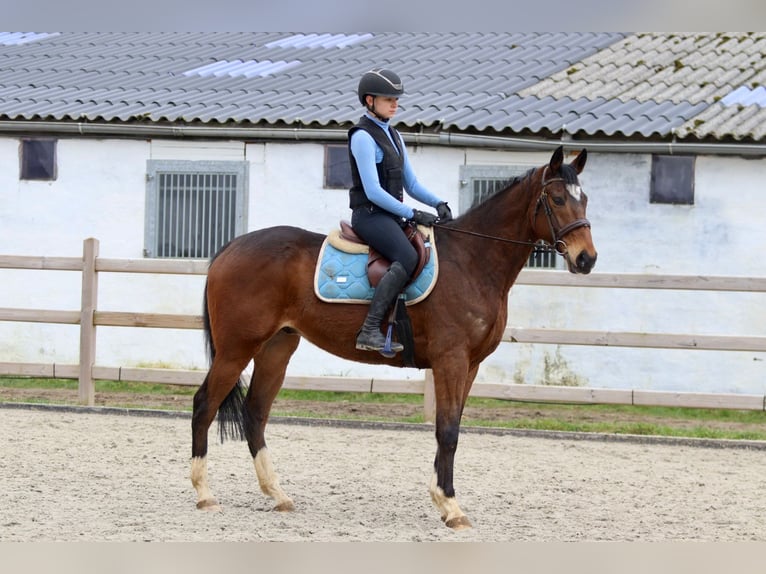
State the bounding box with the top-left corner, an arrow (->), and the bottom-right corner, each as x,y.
430,416 -> 472,530
428,364 -> 477,530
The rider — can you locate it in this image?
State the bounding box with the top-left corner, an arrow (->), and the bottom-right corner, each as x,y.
349,67 -> 453,354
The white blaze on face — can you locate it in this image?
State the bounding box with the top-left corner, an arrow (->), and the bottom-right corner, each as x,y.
567,183 -> 582,201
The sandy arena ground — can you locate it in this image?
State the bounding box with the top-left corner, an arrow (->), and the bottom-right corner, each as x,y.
2,404 -> 766,542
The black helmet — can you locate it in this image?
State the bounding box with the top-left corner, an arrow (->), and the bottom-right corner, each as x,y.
357,68 -> 404,106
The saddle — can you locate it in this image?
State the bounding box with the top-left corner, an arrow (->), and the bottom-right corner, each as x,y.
337,220 -> 431,287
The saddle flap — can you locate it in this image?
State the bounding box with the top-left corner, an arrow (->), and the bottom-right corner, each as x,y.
368,222 -> 430,287
329,220 -> 432,289
339,220 -> 365,244
315,230 -> 438,306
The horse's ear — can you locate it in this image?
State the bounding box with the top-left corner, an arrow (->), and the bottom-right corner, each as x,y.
549,145 -> 564,172
570,148 -> 588,174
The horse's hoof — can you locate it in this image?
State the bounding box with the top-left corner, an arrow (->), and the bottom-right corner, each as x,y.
273,500 -> 295,512
445,516 -> 473,530
196,498 -> 221,512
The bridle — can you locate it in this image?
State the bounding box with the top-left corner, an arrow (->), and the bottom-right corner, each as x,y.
434,166 -> 591,257
533,166 -> 591,255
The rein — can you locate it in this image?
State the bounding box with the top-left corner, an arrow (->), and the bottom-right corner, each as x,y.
433,222 -> 548,249
434,167 -> 590,257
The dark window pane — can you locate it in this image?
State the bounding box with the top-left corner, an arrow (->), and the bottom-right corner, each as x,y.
324,145 -> 352,188
21,139 -> 56,180
651,155 -> 695,204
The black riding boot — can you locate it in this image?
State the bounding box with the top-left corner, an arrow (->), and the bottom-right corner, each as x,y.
355,261 -> 410,353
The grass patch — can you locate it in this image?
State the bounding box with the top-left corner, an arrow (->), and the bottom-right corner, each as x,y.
3,377 -> 766,441
0,377 -> 197,396
278,388 -> 422,405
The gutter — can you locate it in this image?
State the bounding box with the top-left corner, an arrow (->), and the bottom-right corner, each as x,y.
1,120 -> 765,157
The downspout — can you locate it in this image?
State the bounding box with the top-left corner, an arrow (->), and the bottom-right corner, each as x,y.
1,120 -> 765,157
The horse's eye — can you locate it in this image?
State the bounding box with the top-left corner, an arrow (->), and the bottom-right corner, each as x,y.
552,195 -> 566,206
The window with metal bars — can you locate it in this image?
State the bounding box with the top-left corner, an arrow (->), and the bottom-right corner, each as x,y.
459,165 -> 559,269
144,161 -> 248,259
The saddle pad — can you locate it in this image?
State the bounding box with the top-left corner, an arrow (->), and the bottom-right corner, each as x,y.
314,231 -> 438,305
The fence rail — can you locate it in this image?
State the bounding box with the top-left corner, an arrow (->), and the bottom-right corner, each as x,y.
1,238 -> 765,416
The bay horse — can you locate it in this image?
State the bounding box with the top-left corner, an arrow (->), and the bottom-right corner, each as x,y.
191,145 -> 596,530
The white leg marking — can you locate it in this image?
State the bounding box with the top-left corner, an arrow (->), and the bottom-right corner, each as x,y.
254,448 -> 294,511
190,456 -> 219,510
429,472 -> 466,524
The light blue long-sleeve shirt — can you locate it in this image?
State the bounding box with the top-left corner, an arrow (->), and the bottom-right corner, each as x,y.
350,113 -> 443,219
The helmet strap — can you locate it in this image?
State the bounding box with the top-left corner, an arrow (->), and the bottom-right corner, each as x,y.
366,96 -> 390,123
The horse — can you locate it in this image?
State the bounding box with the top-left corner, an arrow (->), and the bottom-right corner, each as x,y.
190,145 -> 596,530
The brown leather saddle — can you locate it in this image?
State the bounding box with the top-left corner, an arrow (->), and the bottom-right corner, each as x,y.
338,220 -> 430,287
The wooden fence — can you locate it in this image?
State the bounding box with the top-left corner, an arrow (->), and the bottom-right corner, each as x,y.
1,238 -> 766,417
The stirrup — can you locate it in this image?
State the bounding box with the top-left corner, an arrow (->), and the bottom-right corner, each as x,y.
379,323 -> 400,358
355,324 -> 403,354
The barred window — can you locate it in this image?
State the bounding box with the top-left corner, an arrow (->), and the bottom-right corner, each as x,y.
144,161 -> 248,259
460,165 -> 559,269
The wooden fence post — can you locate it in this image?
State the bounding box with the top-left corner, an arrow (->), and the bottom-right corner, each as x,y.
423,369 -> 436,423
78,238 -> 99,405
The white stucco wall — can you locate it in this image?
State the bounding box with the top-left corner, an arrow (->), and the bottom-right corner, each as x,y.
1,136 -> 763,394
499,152 -> 766,393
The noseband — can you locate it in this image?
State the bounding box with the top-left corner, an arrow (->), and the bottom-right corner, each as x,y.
534,166 -> 591,255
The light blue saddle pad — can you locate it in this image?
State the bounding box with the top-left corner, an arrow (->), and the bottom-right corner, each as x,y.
314,235 -> 438,305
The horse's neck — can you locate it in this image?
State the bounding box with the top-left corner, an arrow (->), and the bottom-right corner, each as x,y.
450,182 -> 536,293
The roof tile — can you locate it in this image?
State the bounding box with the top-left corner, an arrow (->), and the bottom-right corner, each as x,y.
0,32 -> 764,142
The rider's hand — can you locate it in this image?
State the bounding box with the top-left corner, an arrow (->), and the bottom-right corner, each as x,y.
436,202 -> 453,222
411,209 -> 439,227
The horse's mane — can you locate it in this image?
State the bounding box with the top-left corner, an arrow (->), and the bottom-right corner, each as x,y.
452,162 -> 581,223
558,163 -> 581,185
453,167 -> 536,221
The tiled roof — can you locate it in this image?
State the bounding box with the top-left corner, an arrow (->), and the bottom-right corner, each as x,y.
0,32 -> 764,142
521,32 -> 766,141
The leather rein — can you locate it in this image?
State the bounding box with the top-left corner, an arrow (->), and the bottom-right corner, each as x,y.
434,166 -> 590,257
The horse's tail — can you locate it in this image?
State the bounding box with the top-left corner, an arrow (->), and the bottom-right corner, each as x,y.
202,279 -> 216,362
218,378 -> 249,443
202,277 -> 250,443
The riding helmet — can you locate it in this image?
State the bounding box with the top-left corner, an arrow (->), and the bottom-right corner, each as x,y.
357,68 -> 404,106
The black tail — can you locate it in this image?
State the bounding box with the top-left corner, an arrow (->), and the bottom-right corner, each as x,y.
218,378 -> 249,443
202,278 -> 251,443
202,279 -> 216,363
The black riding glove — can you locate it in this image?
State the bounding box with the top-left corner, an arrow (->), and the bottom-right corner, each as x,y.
436,201 -> 453,222
411,209 -> 439,227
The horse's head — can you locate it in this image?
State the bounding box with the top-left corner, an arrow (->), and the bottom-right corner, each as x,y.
530,146 -> 597,274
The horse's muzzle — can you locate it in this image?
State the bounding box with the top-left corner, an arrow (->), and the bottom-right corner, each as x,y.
573,250 -> 597,274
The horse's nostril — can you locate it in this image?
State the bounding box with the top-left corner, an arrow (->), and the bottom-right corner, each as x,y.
577,251 -> 597,271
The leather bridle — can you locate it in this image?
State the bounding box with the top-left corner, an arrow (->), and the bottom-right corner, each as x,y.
434,166 -> 590,259
533,166 -> 591,256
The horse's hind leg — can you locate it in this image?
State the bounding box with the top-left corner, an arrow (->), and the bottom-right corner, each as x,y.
246,329 -> 301,511
191,351 -> 251,511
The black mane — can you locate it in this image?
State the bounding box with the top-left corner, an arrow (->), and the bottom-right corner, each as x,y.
455,167 -> 535,220
558,163 -> 580,185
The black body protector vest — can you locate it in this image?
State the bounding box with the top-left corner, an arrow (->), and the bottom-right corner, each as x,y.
348,115 -> 405,210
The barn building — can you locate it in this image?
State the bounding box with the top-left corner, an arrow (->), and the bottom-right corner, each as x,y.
1,32 -> 764,395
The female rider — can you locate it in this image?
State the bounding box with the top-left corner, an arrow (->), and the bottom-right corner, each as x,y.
348,68 -> 452,354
